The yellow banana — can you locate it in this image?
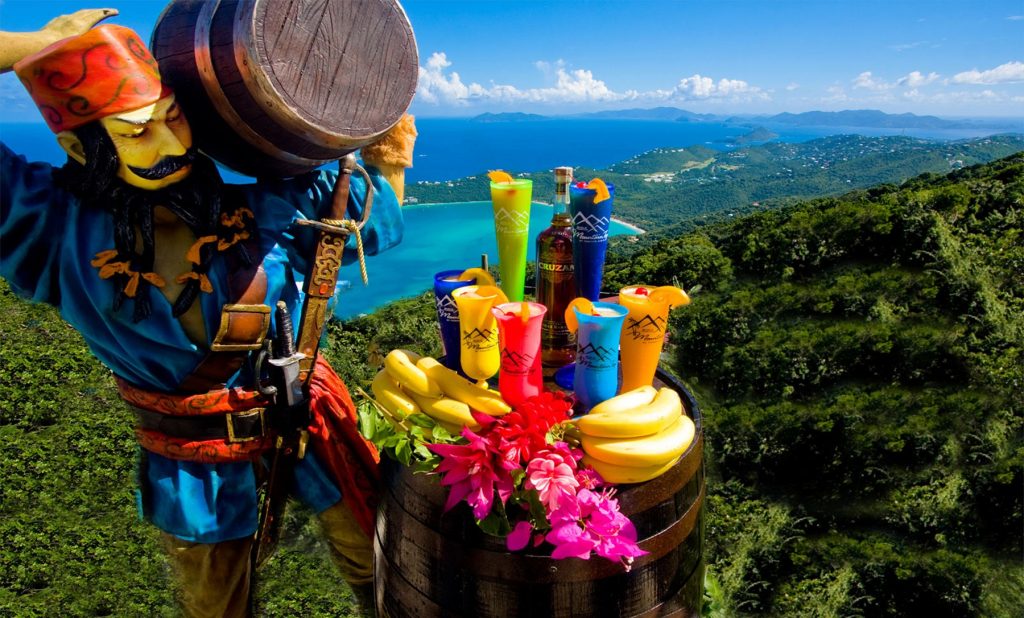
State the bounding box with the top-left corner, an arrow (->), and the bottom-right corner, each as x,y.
588,385 -> 658,416
576,387 -> 682,438
582,454 -> 680,484
416,356 -> 511,416
384,349 -> 443,398
371,369 -> 420,419
409,392 -> 482,431
581,415 -> 696,468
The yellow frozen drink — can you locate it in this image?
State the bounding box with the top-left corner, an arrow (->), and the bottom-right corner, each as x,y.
488,171 -> 533,302
619,285 -> 690,391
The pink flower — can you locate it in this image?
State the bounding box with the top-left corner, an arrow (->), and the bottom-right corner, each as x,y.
544,488 -> 647,570
427,428 -> 513,520
506,520 -> 533,551
525,444 -> 580,511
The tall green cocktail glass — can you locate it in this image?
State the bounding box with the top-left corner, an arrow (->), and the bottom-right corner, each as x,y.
489,178 -> 533,301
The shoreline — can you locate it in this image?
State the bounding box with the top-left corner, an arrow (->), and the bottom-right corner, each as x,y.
406,201 -> 647,234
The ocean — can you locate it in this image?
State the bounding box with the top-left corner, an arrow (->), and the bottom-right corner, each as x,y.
0,117 -> 1003,317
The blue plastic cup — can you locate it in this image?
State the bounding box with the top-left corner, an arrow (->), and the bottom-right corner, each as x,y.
572,301 -> 627,411
570,183 -> 615,301
433,270 -> 475,373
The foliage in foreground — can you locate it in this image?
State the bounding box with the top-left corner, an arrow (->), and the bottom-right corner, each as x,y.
605,154 -> 1023,616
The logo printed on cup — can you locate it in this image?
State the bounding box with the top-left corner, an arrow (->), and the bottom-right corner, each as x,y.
500,348 -> 534,375
577,342 -> 616,370
626,314 -> 667,343
435,295 -> 460,322
494,207 -> 530,235
463,327 -> 497,351
572,212 -> 610,242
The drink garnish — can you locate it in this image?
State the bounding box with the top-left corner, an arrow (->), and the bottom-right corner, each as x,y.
564,297 -> 594,333
649,286 -> 691,308
586,178 -> 611,204
520,301 -> 530,325
487,170 -> 514,184
458,267 -> 496,287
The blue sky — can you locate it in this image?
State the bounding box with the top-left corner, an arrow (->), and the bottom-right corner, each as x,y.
1,0 -> 1022,120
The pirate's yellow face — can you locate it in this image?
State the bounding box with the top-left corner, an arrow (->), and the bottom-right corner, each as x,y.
98,95 -> 194,190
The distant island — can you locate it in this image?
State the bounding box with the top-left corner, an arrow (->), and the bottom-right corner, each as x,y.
471,112 -> 548,123
571,107 -> 718,122
467,107 -> 1022,131
726,126 -> 779,144
764,109 -> 1019,130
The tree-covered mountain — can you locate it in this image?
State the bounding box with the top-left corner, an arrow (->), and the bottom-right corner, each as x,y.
405,133 -> 1024,236
602,154 -> 1023,616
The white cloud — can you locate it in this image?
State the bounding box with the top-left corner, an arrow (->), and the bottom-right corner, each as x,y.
903,88 -> 1004,104
890,41 -> 926,52
666,74 -> 768,101
897,71 -> 940,87
951,61 -> 1024,84
823,85 -> 849,103
785,82 -> 800,91
1007,15 -> 1024,20
415,53 -> 769,106
853,71 -> 895,91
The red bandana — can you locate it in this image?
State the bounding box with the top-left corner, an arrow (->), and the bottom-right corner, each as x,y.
13,24 -> 171,133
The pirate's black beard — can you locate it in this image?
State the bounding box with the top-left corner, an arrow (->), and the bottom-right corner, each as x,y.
54,123 -> 250,322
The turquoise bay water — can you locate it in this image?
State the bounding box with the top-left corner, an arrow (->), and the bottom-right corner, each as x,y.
334,201 -> 639,318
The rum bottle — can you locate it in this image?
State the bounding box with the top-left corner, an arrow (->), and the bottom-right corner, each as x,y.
536,166 -> 576,366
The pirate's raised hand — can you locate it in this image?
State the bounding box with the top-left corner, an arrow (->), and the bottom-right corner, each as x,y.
42,8 -> 119,41
1,8 -> 118,72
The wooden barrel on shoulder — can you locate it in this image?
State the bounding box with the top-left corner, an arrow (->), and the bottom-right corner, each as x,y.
151,0 -> 418,177
374,369 -> 705,617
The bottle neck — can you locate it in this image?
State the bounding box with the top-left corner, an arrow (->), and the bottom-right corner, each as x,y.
553,178 -> 570,218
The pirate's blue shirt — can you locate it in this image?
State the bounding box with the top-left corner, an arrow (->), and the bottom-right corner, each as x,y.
1,144 -> 403,542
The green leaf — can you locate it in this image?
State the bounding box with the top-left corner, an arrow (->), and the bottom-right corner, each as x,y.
395,439 -> 413,466
477,506 -> 511,537
357,407 -> 377,440
430,424 -> 453,442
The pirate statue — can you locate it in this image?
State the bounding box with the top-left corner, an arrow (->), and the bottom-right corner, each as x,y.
0,9 -> 418,617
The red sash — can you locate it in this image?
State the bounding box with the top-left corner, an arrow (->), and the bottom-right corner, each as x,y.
118,358 -> 381,536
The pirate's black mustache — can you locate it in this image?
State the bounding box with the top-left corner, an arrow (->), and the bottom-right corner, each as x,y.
128,148 -> 198,180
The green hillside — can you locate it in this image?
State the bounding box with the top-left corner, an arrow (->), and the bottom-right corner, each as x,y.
603,154 -> 1024,615
405,134 -> 1024,234
1,155 -> 1021,616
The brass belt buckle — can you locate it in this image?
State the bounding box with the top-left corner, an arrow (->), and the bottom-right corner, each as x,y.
226,408 -> 266,443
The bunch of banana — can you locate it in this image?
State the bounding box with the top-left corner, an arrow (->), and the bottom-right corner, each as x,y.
575,386 -> 695,484
373,349 -> 511,433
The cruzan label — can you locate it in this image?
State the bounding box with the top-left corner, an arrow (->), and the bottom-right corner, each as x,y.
538,262 -> 574,272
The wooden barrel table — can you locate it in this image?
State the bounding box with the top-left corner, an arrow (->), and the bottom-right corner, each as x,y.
374,369 -> 705,617
151,0 -> 418,177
